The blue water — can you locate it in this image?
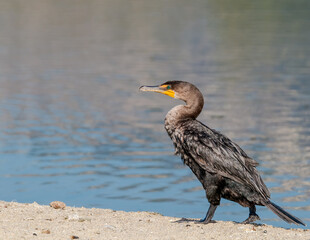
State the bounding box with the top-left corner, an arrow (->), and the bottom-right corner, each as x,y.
0,0 -> 309,229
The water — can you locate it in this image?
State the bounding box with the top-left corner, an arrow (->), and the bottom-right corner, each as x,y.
0,0 -> 309,229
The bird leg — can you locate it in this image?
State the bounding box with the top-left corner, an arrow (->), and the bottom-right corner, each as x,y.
242,205 -> 260,224
198,204 -> 218,224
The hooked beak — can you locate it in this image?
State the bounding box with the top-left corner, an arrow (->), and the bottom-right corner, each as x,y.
139,85 -> 175,98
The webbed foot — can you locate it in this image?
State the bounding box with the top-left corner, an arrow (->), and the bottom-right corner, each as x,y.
242,205 -> 260,224
242,213 -> 260,224
196,204 -> 218,224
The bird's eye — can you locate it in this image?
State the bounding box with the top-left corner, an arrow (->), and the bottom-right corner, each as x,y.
167,86 -> 171,90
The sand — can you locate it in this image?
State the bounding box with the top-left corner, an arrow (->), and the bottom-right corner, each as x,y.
0,201 -> 309,240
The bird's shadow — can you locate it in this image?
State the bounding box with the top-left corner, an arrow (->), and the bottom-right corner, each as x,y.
172,217 -> 264,227
172,217 -> 216,224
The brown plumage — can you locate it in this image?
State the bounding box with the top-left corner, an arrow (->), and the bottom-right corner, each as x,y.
140,80 -> 305,226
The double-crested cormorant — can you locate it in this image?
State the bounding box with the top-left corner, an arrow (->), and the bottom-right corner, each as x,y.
139,81 -> 305,226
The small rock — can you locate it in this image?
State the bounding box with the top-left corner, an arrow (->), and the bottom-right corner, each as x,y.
104,224 -> 116,230
50,201 -> 66,209
71,236 -> 79,239
42,229 -> 51,234
68,214 -> 80,221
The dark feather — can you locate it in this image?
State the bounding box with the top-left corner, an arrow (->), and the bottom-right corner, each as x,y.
173,119 -> 270,199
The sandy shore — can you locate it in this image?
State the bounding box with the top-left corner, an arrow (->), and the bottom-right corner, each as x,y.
0,201 -> 308,240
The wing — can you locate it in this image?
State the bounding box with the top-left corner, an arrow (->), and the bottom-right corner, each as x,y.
173,120 -> 270,199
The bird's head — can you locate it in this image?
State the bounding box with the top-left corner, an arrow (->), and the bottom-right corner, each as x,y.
140,81 -> 204,120
139,80 -> 199,102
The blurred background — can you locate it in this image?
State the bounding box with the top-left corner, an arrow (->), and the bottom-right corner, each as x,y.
0,0 -> 309,229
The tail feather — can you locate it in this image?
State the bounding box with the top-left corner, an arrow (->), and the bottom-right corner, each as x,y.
265,201 -> 306,226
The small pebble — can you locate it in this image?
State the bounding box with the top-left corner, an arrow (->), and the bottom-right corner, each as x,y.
104,224 -> 116,230
68,214 -> 80,221
50,201 -> 66,209
42,229 -> 51,234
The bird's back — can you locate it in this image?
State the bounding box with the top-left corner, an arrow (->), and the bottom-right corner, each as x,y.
165,119 -> 270,200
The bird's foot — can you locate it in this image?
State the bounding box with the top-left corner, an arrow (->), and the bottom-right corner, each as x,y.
196,218 -> 216,224
196,214 -> 213,224
197,217 -> 209,224
196,204 -> 218,224
242,214 -> 260,224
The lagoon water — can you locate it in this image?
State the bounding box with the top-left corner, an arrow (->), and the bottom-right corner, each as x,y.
0,1 -> 309,228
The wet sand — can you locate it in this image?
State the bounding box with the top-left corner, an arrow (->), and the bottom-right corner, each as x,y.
0,201 -> 308,240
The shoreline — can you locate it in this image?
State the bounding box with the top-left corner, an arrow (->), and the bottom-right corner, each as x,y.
0,201 -> 309,240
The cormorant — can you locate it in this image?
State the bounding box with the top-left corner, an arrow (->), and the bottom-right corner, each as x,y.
139,80 -> 305,226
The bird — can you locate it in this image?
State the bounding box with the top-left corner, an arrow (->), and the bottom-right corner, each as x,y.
139,80 -> 305,226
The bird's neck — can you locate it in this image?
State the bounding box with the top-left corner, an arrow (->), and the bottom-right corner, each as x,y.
165,96 -> 204,129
